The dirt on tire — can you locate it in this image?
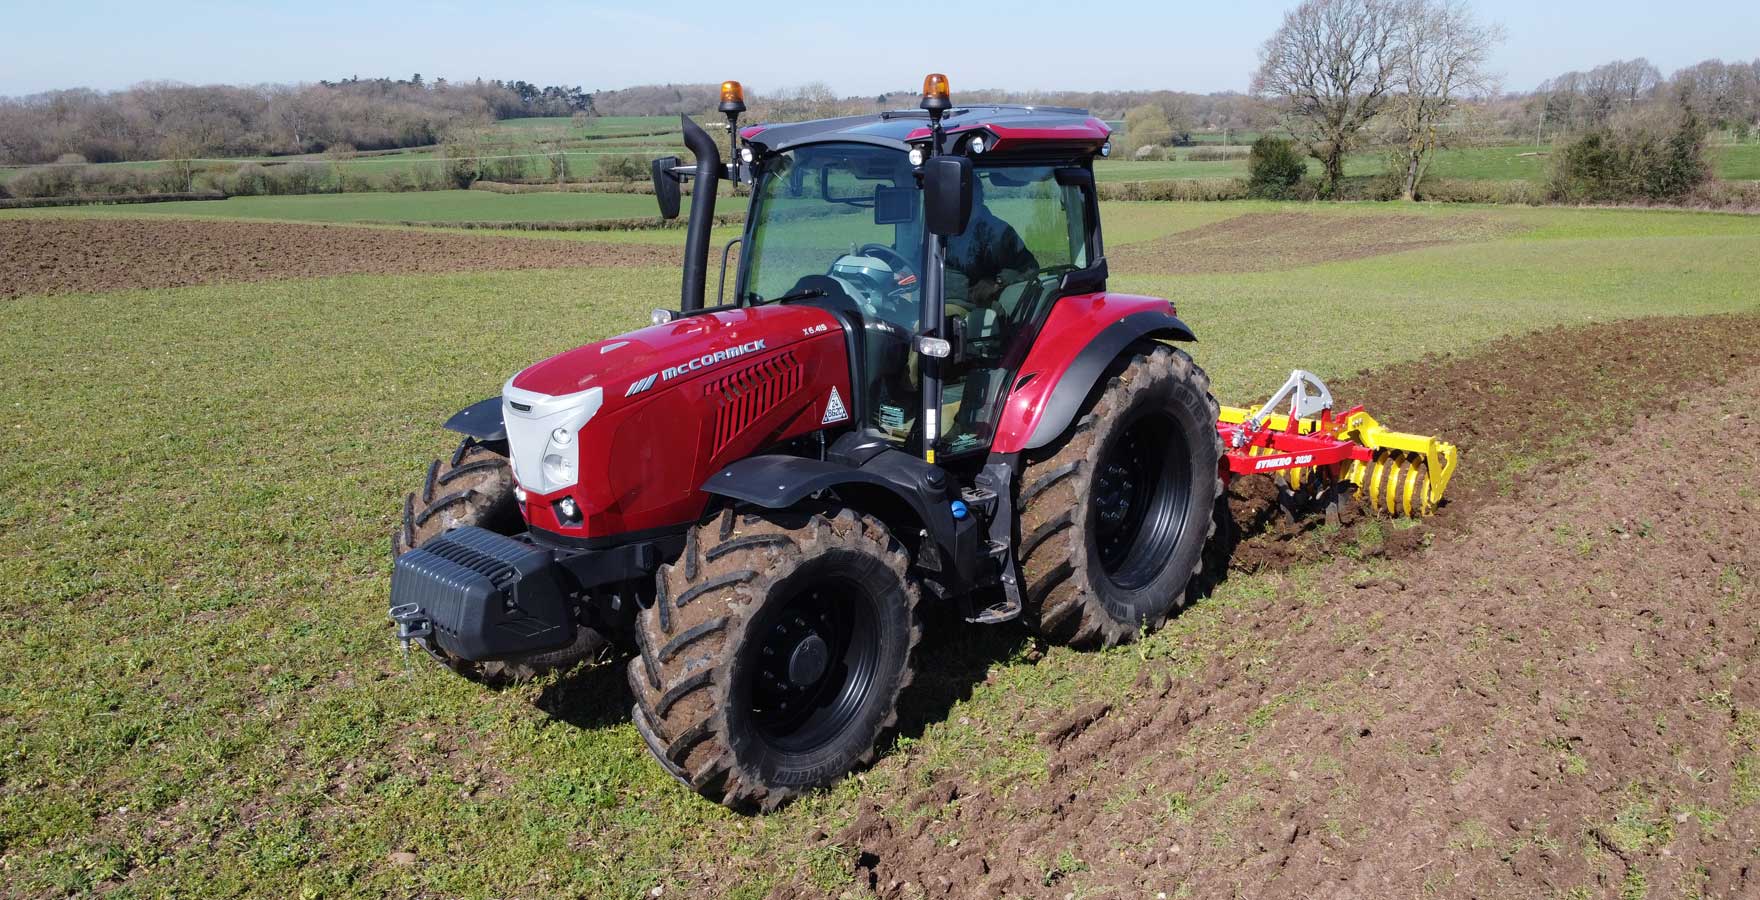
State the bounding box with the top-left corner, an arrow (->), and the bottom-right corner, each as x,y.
799,356 -> 1760,900
1109,211 -> 1521,274
1224,311 -> 1760,573
0,217 -> 680,299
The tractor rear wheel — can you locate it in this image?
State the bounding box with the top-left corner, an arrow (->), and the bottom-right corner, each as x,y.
393,435 -> 608,684
629,508 -> 920,811
1016,344 -> 1222,647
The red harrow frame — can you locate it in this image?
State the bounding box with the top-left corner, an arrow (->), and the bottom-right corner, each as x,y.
1216,371 -> 1458,518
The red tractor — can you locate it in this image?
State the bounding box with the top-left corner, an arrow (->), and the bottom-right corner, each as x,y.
390,76 -> 1223,809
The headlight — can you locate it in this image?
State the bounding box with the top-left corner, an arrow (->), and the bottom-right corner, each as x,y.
543,451 -> 576,486
502,381 -> 603,494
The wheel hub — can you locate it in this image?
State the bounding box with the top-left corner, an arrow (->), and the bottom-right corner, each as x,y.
1088,412 -> 1191,590
787,633 -> 830,686
757,597 -> 840,708
744,573 -> 882,753
1092,433 -> 1151,565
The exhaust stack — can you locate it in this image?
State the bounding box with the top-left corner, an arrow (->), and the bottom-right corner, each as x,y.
677,115 -> 722,312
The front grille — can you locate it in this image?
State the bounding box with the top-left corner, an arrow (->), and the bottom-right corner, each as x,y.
706,351 -> 801,454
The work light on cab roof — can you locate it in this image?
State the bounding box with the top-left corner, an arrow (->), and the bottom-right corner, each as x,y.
387,70 -> 1462,814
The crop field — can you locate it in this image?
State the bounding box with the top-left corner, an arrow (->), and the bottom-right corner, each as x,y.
3,201 -> 1758,898
492,115 -> 678,136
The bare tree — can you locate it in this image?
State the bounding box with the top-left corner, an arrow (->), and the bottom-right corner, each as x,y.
1386,0 -> 1503,199
1252,0 -> 1403,195
1583,59 -> 1661,123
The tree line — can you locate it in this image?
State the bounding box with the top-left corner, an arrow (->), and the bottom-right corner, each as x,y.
1246,0 -> 1755,203
1526,58 -> 1760,139
0,75 -> 594,165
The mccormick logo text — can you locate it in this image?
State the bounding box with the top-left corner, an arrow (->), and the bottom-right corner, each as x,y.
663,339 -> 767,380
626,340 -> 768,397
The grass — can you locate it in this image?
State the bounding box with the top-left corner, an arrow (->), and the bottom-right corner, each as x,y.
2,202 -> 1759,896
1094,143 -> 1760,185
492,115 -> 677,137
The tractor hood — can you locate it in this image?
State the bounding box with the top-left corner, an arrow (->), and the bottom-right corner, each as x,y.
499,300 -> 855,523
508,303 -> 841,402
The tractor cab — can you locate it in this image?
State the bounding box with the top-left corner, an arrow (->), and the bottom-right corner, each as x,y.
734,135 -> 1104,458
654,78 -> 1116,468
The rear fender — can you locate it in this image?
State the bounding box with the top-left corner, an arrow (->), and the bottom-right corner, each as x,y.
443,396 -> 506,443
991,294 -> 1196,454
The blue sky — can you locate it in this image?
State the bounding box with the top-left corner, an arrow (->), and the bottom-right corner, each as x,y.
1,0 -> 1755,98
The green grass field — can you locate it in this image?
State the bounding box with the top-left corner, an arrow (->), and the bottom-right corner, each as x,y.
1096,143 -> 1760,184
3,202 -> 1759,897
9,139 -> 1753,194
493,115 -> 677,136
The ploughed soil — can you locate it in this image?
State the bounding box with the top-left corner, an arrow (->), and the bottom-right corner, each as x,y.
0,218 -> 678,299
1109,212 -> 1520,274
770,315 -> 1760,899
1223,312 -> 1760,572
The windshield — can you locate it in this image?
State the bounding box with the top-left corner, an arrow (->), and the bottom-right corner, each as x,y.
741,143 -> 923,330
740,146 -> 1099,454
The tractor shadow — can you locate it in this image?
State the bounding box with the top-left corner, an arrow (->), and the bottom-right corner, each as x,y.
525,615 -> 1029,745
530,652 -> 636,732
891,602 -> 1033,743
528,498 -> 1263,748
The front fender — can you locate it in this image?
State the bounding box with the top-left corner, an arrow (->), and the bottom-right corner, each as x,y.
991,294 -> 1196,454
443,396 -> 506,442
703,449 -> 980,594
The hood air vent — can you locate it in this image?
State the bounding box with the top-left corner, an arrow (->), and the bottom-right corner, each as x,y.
707,352 -> 802,454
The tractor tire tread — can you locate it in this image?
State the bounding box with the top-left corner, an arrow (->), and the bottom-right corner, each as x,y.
628,507 -> 920,811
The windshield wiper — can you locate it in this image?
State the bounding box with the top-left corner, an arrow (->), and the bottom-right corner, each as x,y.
746,288 -> 826,306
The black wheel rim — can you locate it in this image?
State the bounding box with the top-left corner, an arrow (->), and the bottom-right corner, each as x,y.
746,573 -> 879,753
1090,408 -> 1191,591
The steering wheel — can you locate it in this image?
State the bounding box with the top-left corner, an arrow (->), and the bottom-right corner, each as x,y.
856,243 -> 918,289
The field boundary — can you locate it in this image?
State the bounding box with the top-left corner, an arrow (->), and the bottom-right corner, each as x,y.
358,212 -> 745,232
0,191 -> 227,209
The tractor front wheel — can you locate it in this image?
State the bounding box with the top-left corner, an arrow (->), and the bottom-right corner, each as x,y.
393,435 -> 609,684
629,508 -> 920,810
1017,344 -> 1222,647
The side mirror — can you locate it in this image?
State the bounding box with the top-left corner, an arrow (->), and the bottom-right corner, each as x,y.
651,155 -> 681,220
923,156 -> 972,236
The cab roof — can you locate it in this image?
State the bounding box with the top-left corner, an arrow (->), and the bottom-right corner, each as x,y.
739,106 -> 1112,159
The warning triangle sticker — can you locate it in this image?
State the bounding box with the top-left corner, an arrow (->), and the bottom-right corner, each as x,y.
822,386 -> 849,424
